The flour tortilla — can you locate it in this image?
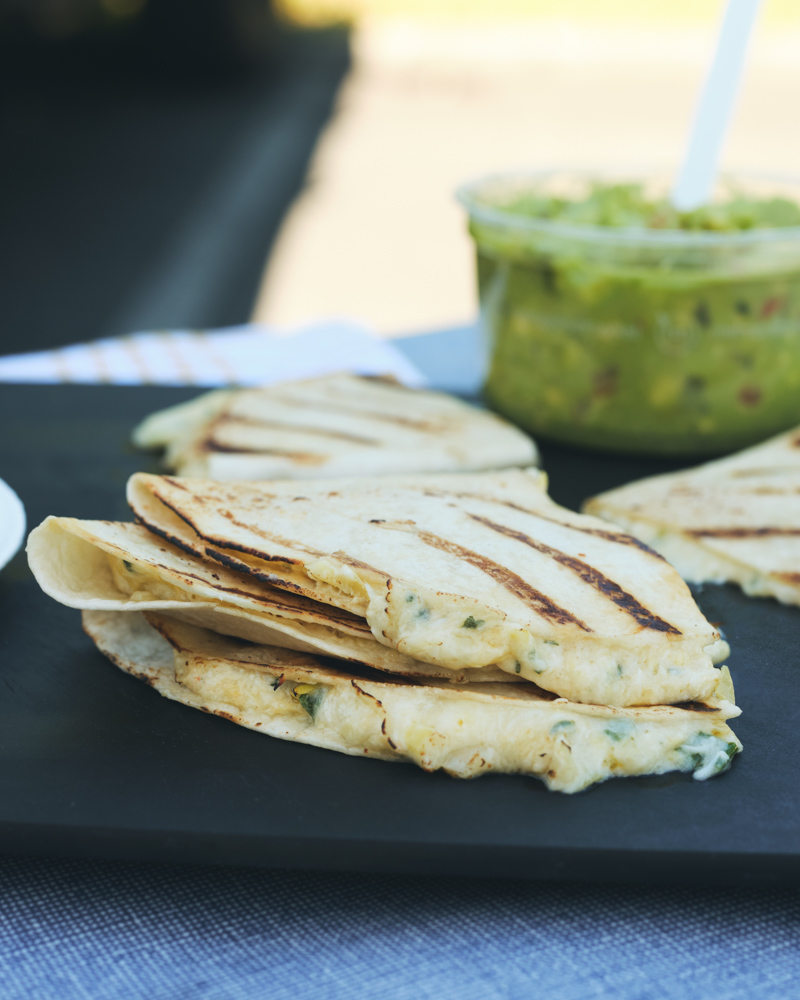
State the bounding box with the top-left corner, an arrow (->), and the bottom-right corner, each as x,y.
127,468 -> 732,708
132,373 -> 538,480
26,517 -> 515,683
584,425 -> 800,606
83,610 -> 742,794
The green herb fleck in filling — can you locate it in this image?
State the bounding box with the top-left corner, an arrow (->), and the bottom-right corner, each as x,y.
678,732 -> 739,780
604,719 -> 635,743
462,616 -> 485,629
550,720 -> 575,734
295,685 -> 326,721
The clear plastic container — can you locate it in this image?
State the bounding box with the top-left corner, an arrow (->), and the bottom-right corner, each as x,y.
457,170 -> 800,455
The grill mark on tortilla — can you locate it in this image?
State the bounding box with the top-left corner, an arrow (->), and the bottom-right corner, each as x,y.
162,477 -> 190,492
727,486 -> 800,495
422,489 -> 666,560
412,529 -> 592,631
777,571 -> 800,583
164,567 -> 368,628
109,526 -> 363,626
330,551 -> 390,578
151,499 -> 306,568
469,514 -> 682,635
203,545 -> 311,595
214,510 -> 325,559
202,440 -> 328,465
134,515 -> 206,560
150,490 -> 321,565
211,414 -> 380,446
148,486 -> 214,541
687,526 -> 800,538
728,466 -> 800,477
269,395 -> 439,431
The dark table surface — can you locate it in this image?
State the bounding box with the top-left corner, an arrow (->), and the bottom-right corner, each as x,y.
2,333 -> 800,1000
1,345 -> 798,888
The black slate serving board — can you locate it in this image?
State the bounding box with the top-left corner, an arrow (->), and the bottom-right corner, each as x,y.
1,331 -> 798,886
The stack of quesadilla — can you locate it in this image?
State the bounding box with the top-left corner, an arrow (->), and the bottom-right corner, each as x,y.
584,424 -> 800,606
28,468 -> 742,793
132,373 -> 539,480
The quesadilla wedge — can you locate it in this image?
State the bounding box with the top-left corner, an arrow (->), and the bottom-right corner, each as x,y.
127,468 -> 732,708
26,517 -> 514,683
83,610 -> 742,794
132,373 -> 538,480
584,425 -> 800,606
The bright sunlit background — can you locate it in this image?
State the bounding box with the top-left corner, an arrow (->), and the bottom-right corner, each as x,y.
254,0 -> 800,336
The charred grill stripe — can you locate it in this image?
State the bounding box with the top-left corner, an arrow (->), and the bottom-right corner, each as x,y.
167,568 -> 367,627
149,487 -> 210,540
688,527 -> 800,538
214,511 -> 325,559
202,440 -> 327,464
728,466 -> 800,477
149,492 -> 308,565
330,551 -> 390,578
204,546 -> 309,595
271,395 -> 436,431
162,477 -> 190,492
413,529 -> 592,631
422,490 -> 666,560
134,516 -> 206,560
213,414 -> 380,446
469,514 -> 682,635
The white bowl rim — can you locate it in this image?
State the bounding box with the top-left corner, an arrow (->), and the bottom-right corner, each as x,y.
0,478 -> 26,573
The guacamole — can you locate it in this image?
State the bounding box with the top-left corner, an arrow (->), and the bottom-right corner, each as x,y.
462,177 -> 800,455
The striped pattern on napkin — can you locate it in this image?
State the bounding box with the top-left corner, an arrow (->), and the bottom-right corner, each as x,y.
0,322 -> 425,388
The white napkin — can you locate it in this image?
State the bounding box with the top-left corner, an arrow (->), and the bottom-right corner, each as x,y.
0,321 -> 426,388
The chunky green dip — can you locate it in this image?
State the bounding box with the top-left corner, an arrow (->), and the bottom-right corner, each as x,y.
462,177 -> 800,454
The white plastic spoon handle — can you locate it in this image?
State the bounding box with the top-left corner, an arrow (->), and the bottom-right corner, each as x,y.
671,0 -> 762,212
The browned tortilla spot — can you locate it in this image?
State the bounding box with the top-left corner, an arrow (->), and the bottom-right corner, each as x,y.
469,514 -> 682,635
413,528 -> 592,632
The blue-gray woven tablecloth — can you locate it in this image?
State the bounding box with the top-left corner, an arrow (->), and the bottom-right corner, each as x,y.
2,854 -> 798,999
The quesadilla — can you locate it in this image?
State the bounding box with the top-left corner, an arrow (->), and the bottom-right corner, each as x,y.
584,425 -> 800,606
83,610 -> 742,794
132,373 -> 539,480
26,517 -> 514,683
126,468 -> 732,708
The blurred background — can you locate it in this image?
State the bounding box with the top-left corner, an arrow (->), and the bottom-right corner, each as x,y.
2,0 -> 799,355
